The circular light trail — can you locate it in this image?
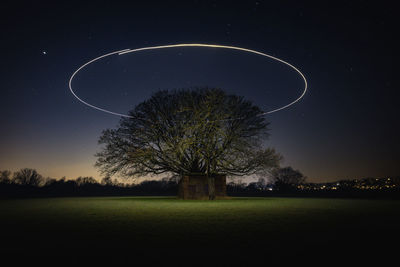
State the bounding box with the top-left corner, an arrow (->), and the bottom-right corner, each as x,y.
68,43 -> 308,118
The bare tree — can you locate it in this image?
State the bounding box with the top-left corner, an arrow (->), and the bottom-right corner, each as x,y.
271,167 -> 306,192
101,176 -> 114,186
12,168 -> 43,186
96,88 -> 281,199
256,177 -> 267,190
0,170 -> 12,184
75,176 -> 98,186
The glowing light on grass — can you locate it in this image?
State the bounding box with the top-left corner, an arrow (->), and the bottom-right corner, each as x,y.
68,43 -> 308,118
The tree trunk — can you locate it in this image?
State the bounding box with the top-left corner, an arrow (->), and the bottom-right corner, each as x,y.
208,175 -> 216,200
206,159 -> 215,200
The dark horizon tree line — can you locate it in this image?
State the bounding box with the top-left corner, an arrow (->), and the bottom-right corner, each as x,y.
0,167 -> 307,197
1,167 -> 399,198
0,168 -> 178,198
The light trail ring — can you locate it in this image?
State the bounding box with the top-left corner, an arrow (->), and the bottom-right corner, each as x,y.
68,43 -> 308,118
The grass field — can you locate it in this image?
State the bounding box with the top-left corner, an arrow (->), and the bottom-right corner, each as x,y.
1,196 -> 399,263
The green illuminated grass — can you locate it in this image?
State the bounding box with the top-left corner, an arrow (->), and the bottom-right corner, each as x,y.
1,197 -> 399,259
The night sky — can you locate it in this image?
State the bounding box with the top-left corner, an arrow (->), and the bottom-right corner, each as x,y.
1,1 -> 398,183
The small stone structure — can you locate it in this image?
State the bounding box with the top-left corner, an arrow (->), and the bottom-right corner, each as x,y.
178,174 -> 227,200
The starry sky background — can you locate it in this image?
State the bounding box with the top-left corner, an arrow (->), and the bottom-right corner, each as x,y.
0,0 -> 398,183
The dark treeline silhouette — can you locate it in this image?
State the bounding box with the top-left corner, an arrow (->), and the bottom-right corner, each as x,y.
0,168 -> 178,198
1,168 -> 399,198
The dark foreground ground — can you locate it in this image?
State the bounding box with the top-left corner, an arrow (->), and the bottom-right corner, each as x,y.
1,197 -> 399,264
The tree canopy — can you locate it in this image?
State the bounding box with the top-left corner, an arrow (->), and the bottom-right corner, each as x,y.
271,167 -> 306,192
12,168 -> 43,186
95,88 -> 281,179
